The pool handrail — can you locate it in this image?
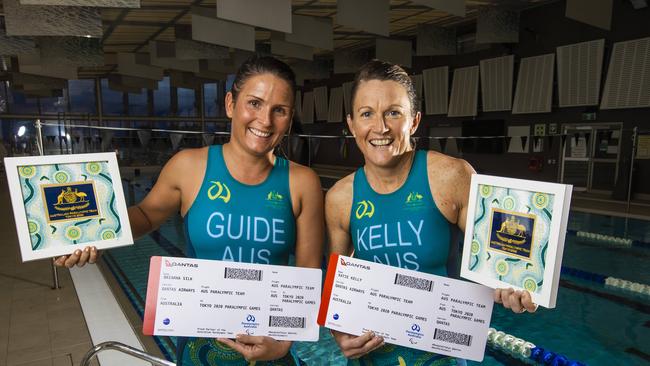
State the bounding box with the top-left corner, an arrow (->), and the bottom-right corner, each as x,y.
80,341 -> 175,366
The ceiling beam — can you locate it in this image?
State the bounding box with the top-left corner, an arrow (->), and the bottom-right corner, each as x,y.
137,5 -> 211,10
103,43 -> 143,46
113,21 -> 175,27
336,6 -> 434,42
290,4 -> 432,11
291,0 -> 320,13
102,8 -> 131,43
100,0 -> 204,78
132,0 -> 204,53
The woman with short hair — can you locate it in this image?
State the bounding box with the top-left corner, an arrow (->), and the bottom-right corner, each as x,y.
326,60 -> 536,365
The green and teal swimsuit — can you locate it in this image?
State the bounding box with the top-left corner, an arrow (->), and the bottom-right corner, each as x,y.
348,150 -> 466,366
178,145 -> 299,366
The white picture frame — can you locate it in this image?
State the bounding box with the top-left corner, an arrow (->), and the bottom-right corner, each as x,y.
5,152 -> 133,262
460,174 -> 572,308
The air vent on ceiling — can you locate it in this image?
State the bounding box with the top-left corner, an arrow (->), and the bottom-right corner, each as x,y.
557,39 -> 605,107
328,86 -> 344,122
422,66 -> 449,115
512,53 -> 555,114
600,36 -> 650,109
313,86 -> 328,121
448,65 -> 479,117
480,55 -> 514,112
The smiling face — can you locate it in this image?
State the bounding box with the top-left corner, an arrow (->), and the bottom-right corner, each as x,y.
347,79 -> 421,168
225,73 -> 294,157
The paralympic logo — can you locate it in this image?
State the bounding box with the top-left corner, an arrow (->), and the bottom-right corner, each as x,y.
242,314 -> 259,329
208,181 -> 231,203
355,200 -> 375,219
407,323 -> 423,341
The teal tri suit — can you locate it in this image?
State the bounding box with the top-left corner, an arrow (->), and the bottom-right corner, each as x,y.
178,145 -> 299,366
348,150 -> 466,366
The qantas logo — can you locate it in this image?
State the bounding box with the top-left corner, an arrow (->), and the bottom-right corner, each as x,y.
164,259 -> 198,268
339,257 -> 370,270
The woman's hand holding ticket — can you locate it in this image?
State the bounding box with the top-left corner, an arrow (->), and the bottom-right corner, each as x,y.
330,330 -> 385,359
217,335 -> 291,362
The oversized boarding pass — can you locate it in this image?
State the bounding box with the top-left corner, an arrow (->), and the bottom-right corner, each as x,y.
318,254 -> 494,362
143,256 -> 322,341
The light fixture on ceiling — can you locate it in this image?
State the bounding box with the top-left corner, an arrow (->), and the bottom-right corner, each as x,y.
630,0 -> 647,9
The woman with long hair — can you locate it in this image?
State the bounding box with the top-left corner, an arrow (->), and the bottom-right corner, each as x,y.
57,56 -> 324,365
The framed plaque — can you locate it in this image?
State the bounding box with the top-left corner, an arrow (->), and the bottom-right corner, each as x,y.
5,152 -> 133,262
460,174 -> 572,308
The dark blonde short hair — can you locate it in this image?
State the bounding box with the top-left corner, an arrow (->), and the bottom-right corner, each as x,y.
350,60 -> 418,115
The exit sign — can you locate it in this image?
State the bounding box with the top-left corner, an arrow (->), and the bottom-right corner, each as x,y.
582,112 -> 597,121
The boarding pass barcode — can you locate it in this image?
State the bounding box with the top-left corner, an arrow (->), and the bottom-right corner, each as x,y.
224,267 -> 263,281
394,273 -> 433,292
434,328 -> 473,347
268,316 -> 306,328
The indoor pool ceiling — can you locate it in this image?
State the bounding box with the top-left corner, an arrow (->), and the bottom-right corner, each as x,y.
0,0 -> 556,90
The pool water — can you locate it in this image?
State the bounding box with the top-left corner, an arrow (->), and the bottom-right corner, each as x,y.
105,182 -> 650,365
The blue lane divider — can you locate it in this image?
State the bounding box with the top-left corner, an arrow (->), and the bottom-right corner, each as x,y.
560,266 -> 650,296
560,266 -> 607,284
487,328 -> 588,365
529,347 -> 587,366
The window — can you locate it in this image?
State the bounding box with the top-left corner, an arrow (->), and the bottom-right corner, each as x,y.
153,77 -> 171,116
8,90 -> 39,114
204,83 -> 218,117
0,83 -> 8,114
100,79 -> 124,116
128,88 -> 148,116
39,94 -> 67,114
225,74 -> 235,92
177,87 -> 197,117
69,80 -> 97,114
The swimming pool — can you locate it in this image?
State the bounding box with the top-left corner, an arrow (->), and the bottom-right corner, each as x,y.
104,180 -> 650,365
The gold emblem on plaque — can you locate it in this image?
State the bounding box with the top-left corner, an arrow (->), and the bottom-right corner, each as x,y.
495,215 -> 527,245
54,187 -> 90,211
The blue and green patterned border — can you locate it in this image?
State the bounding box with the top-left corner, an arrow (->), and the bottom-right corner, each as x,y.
467,184 -> 555,294
18,161 -> 123,251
